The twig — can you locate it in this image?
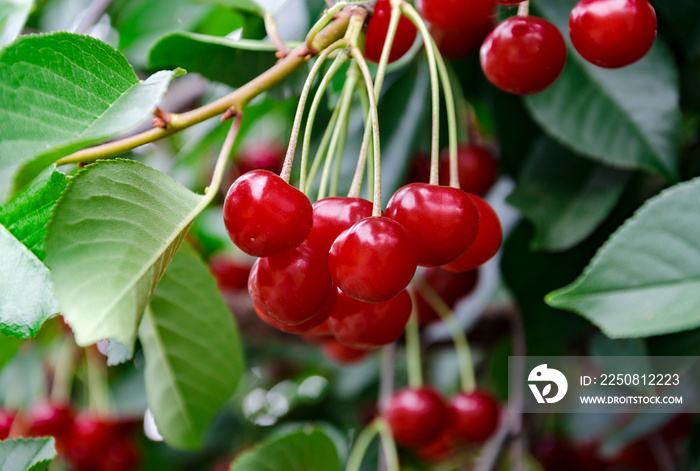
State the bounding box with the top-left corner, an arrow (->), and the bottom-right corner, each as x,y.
265,13 -> 291,58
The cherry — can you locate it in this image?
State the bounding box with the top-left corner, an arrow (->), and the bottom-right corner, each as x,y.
223,170 -> 313,257
99,439 -> 141,471
328,216 -> 417,303
0,409 -> 13,439
405,152 -> 430,184
329,288 -> 412,350
385,386 -> 451,448
569,0 -> 656,68
534,438 -> 578,471
439,144 -> 499,196
431,24 -> 494,59
496,0 -> 526,3
209,255 -> 252,292
26,401 -> 73,438
249,244 -> 333,325
450,390 -> 499,443
480,16 -> 567,95
444,196 -> 502,272
416,432 -> 453,463
364,0 -> 418,64
305,197 -> 373,257
387,183 -> 479,267
415,268 -> 479,325
321,338 -> 368,364
417,0 -> 495,34
254,287 -> 336,335
235,141 -> 285,175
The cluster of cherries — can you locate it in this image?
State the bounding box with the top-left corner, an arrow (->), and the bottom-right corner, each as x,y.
0,401 -> 140,471
365,0 -> 658,95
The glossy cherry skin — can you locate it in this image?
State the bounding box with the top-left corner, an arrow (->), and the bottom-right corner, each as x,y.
417,0 -> 495,34
26,401 -> 73,438
364,0 -> 418,64
329,289 -> 412,350
224,170 -> 313,257
387,184 -> 479,267
450,390 -> 499,443
321,338 -> 368,364
444,196 -> 502,272
209,255 -> 252,292
416,268 -> 479,325
480,16 -> 566,95
569,0 -> 656,68
439,144 -> 499,196
384,386 -> 451,448
249,244 -> 333,325
254,287 -> 336,334
0,409 -> 13,439
329,216 -> 417,303
305,197 -> 373,257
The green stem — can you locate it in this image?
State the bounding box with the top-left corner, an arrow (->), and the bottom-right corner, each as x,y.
85,347 -> 111,415
444,62 -> 470,145
417,282 -> 476,392
208,112 -> 243,196
406,290 -> 423,388
431,42 -> 460,189
305,1 -> 360,48
376,418 -> 400,471
346,421 -> 381,471
306,103 -> 341,194
347,81 -> 370,199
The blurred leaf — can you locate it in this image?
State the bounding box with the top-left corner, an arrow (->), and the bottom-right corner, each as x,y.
0,335 -> 20,371
0,225 -> 57,338
548,178 -> 700,337
0,0 -> 33,46
507,138 -> 630,251
139,244 -> 244,450
527,0 -> 681,181
190,0 -> 262,14
45,160 -> 206,353
232,427 -> 342,471
0,32 -> 181,197
0,348 -> 45,408
0,437 -> 56,471
0,171 -> 69,260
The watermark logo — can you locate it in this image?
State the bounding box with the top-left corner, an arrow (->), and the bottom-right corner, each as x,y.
528,364 -> 568,404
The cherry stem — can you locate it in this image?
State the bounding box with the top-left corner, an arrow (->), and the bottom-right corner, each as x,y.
348,81 -> 371,199
430,39 -> 460,189
85,346 -> 111,415
376,418 -> 400,471
400,3 -> 441,186
405,290 -> 423,388
207,112 -> 243,197
300,51 -> 350,193
281,39 -> 347,183
307,101 -> 341,195
265,13 -> 290,58
517,1 -> 529,16
416,281 -> 476,393
50,335 -> 77,403
305,1 -> 361,49
345,419 -> 399,471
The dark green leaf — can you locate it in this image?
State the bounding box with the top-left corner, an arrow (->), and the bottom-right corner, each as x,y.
507,137 -> 629,251
0,335 -> 20,371
0,32 -> 180,197
0,0 -> 33,46
547,177 -> 700,337
527,0 -> 681,181
0,171 -> 69,260
231,427 -> 342,471
139,244 -> 243,450
0,437 -> 56,471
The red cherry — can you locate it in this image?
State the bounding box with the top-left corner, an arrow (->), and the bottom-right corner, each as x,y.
384,386 -> 451,448
223,170 -> 313,257
254,287 -> 336,334
305,197 -> 373,257
387,183 -> 479,267
416,268 -> 479,326
235,141 -> 285,175
364,0 -> 418,64
26,401 -> 73,438
249,244 -> 333,325
569,0 -> 656,68
450,390 -> 499,443
329,289 -> 412,350
480,16 -> 566,95
209,255 -> 252,292
417,0 -> 495,34
416,432 -> 453,463
0,409 -> 14,439
444,196 -> 502,272
439,144 -> 499,196
99,440 -> 141,471
430,22 -> 494,59
328,216 -> 417,303
321,339 -> 369,364
496,0 -> 526,3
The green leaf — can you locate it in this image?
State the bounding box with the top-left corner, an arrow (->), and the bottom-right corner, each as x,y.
0,32 -> 180,197
507,138 -> 630,251
231,427 -> 342,471
189,0 -> 262,14
0,0 -> 33,46
0,171 -> 69,260
139,244 -> 243,450
45,159 -> 208,352
526,0 -> 681,181
0,224 -> 57,338
149,33 -> 282,88
0,437 -> 56,471
547,178 -> 700,338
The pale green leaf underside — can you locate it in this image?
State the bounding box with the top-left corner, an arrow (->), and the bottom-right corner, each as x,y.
45,159 -> 204,352
527,0 -> 680,181
0,32 -> 179,197
547,178 -> 700,338
0,437 -> 56,471
232,428 -> 342,471
140,244 -> 243,450
0,225 -> 57,338
507,138 -> 629,251
0,0 -> 33,46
